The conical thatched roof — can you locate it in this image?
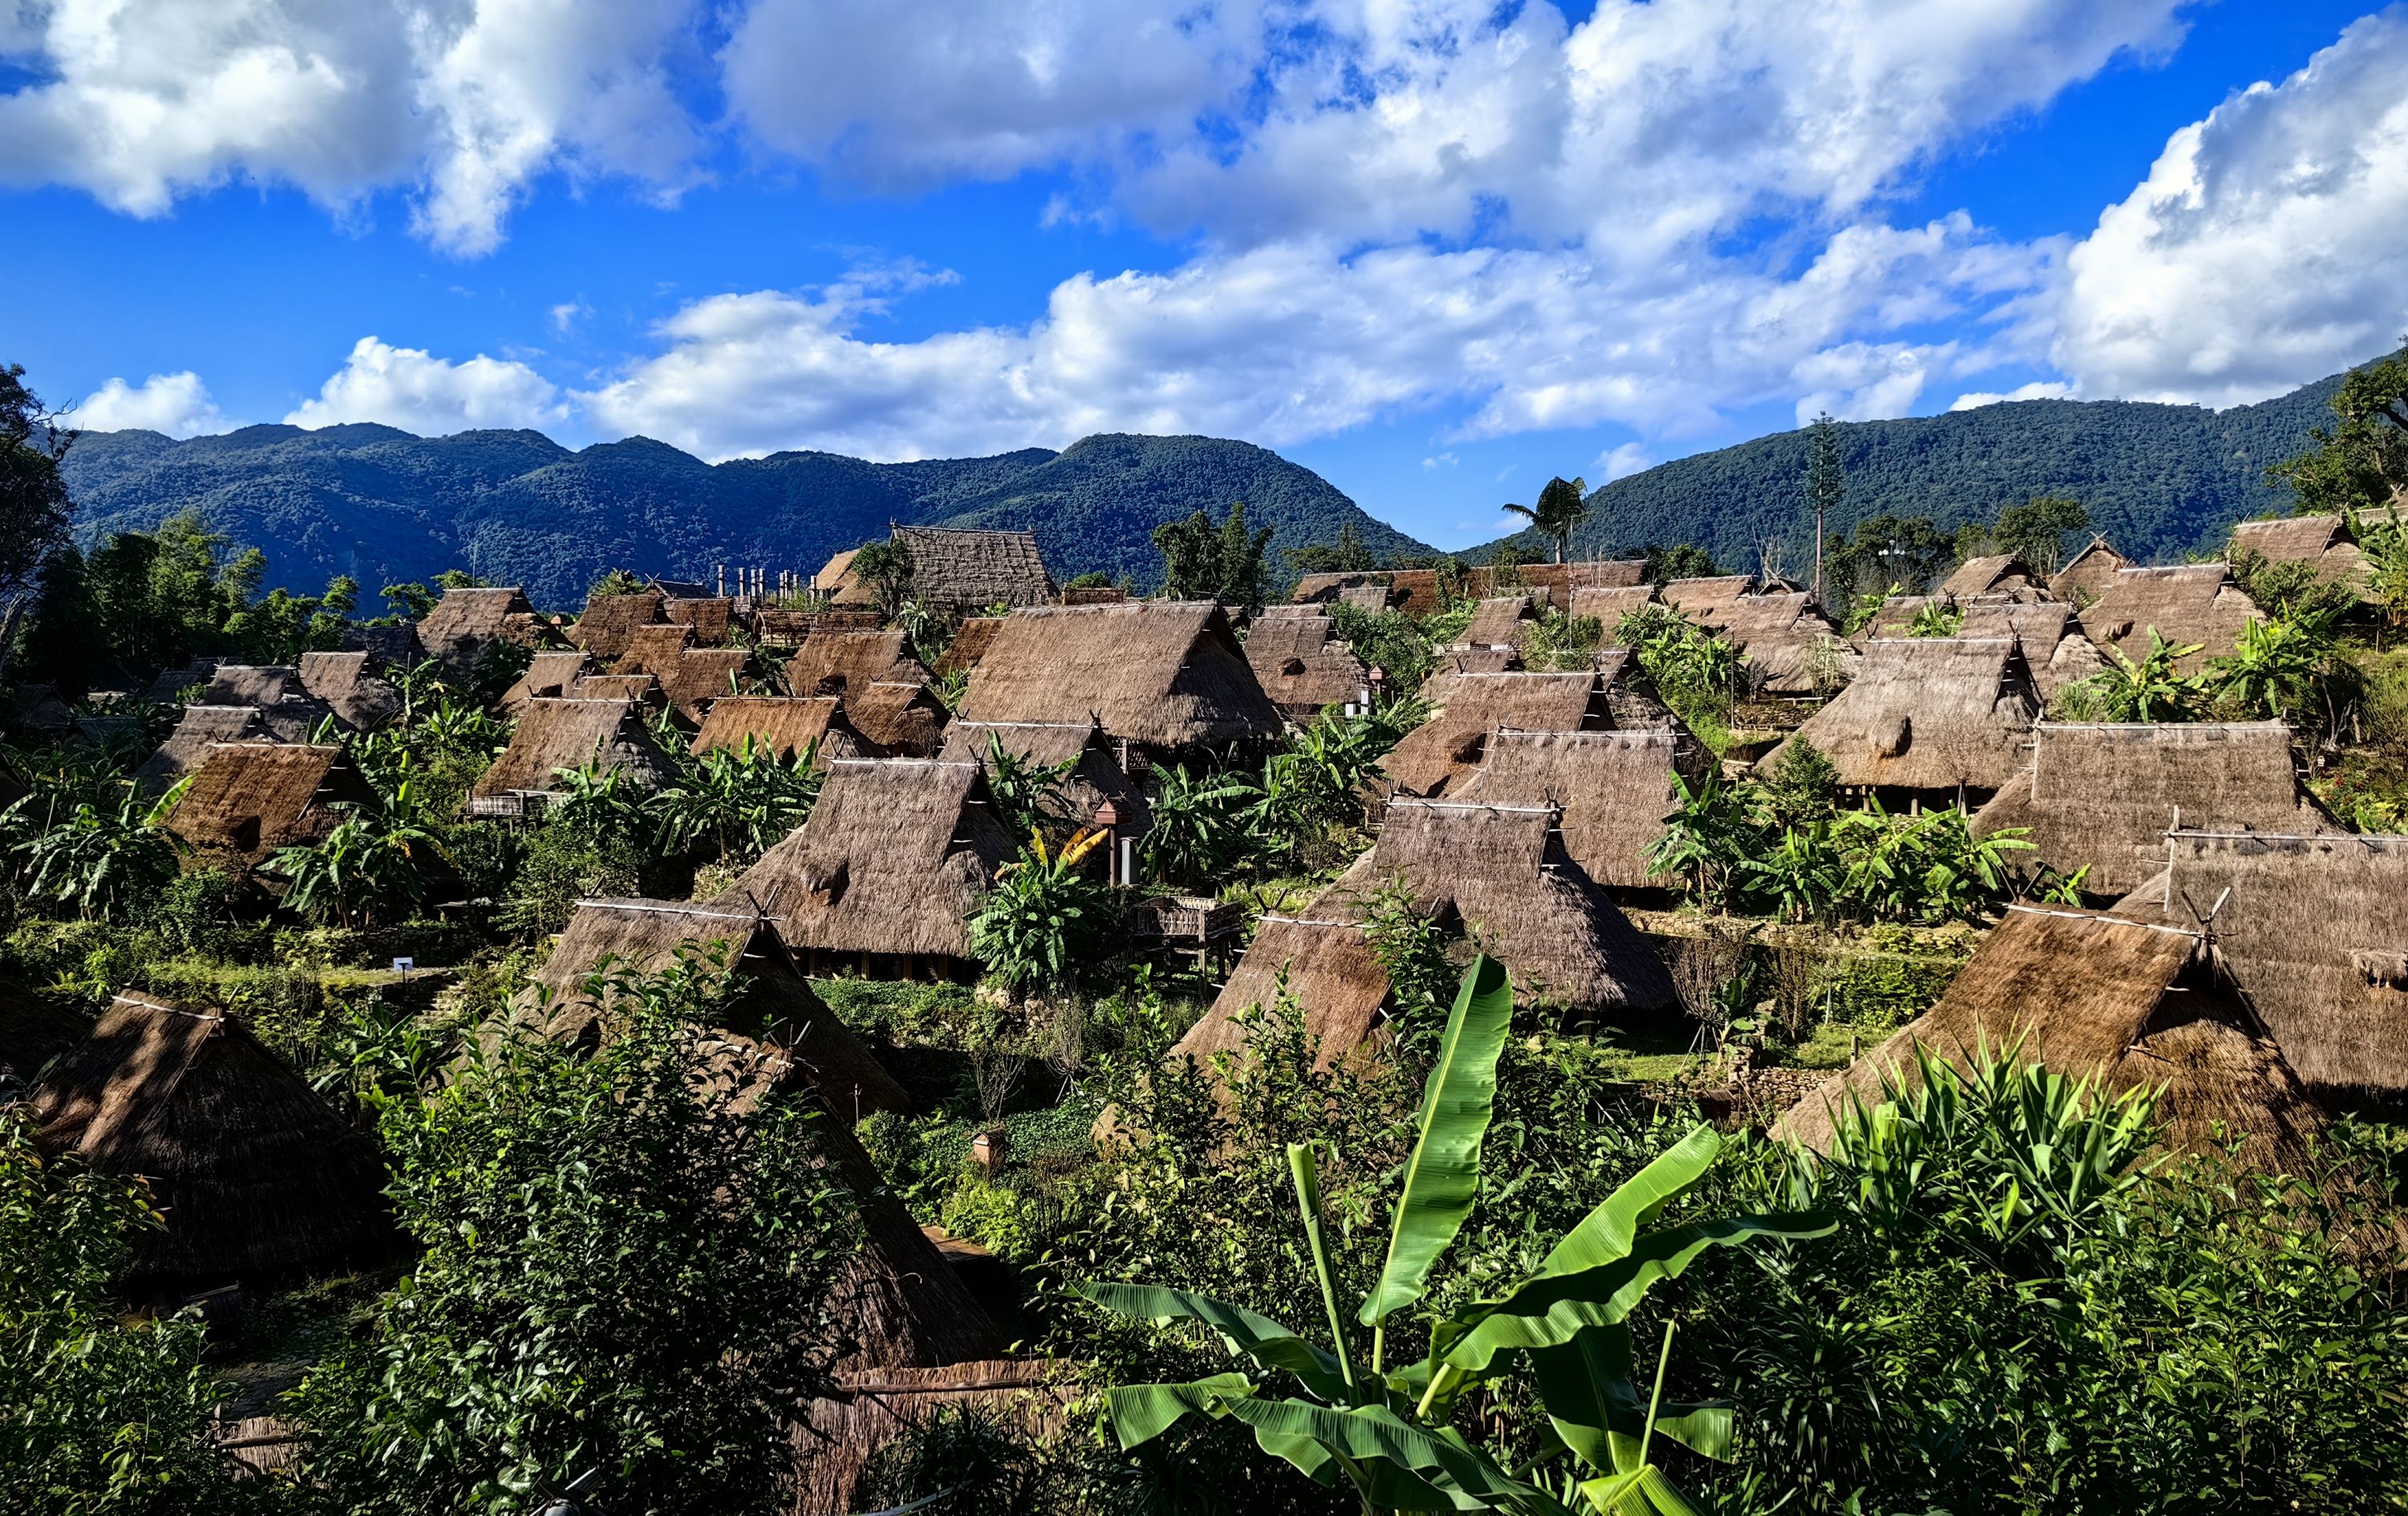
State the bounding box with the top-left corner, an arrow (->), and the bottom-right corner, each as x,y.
417,586 -> 540,667
529,898 -> 908,1118
2078,564 -> 2261,674
1938,554 -> 2043,599
164,743 -> 379,866
1167,913 -> 1394,1076
691,697 -> 869,762
570,589 -> 668,660
135,705 -> 275,795
932,617 -> 1005,679
1385,672 -> 1611,798
2113,829 -> 2408,1102
295,651 -> 401,730
613,621 -> 696,676
1972,722 -> 2337,899
1454,728 -> 1711,890
2229,514 -> 2368,598
497,650 -> 590,714
733,759 -> 1016,961
28,990 -> 397,1284
783,628 -> 924,698
1776,906 -> 2325,1177
892,526 -> 1056,617
471,698 -> 673,803
1765,637 -> 2040,795
845,681 -> 946,758
1452,595 -> 1538,652
0,988 -> 91,1094
938,719 -> 1151,835
1243,609 -> 1369,717
2049,538 -> 2128,603
958,602 -> 1283,754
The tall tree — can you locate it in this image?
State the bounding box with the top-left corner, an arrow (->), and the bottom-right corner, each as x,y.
2270,344 -> 2408,515
1993,494 -> 2089,575
849,538 -> 916,619
0,365 -> 76,677
1805,413 -> 1845,601
1501,474 -> 1589,564
1153,500 -> 1274,608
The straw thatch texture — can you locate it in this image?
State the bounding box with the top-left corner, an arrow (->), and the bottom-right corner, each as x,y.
658,648 -> 755,721
571,590 -> 669,660
1061,586 -> 1125,605
569,673 -> 663,706
295,652 -> 401,730
1384,673 -> 1610,798
665,596 -> 735,641
938,720 -> 1152,835
417,586 -> 542,668
812,549 -> 860,595
1662,576 -> 1754,622
145,656 -> 223,701
1971,722 -> 2336,898
2113,830 -> 2408,1100
0,988 -> 90,1092
1965,600 -> 2105,701
733,759 -> 1016,961
135,706 -> 274,795
201,665 -> 332,739
845,681 -> 946,758
471,698 -> 673,801
788,1360 -> 1074,1516
932,617 -> 1004,678
958,602 -> 1283,754
1168,915 -> 1393,1075
2049,539 -> 2128,603
690,698 -> 868,762
2230,515 -> 2369,598
1571,585 -> 1659,625
1776,907 -> 2325,1177
1764,637 -> 2039,795
530,899 -> 908,1116
1592,648 -> 1683,732
1455,729 -> 1710,889
1419,648 -> 1523,705
1466,562 -> 1647,604
1339,800 -> 1676,1018
1243,610 -> 1369,717
1938,555 -> 2042,599
893,526 -> 1056,617
497,650 -> 590,715
29,991 -> 396,1283
783,629 -> 922,697
1453,595 -> 1538,651
1296,571 -> 1444,616
1714,593 -> 1853,696
2078,564 -> 2261,673
165,744 -> 376,866
1292,572 -> 1373,604
613,621 -> 696,676
1333,583 -> 1389,614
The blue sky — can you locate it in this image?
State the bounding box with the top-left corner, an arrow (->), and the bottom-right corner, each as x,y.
6,0 -> 2406,548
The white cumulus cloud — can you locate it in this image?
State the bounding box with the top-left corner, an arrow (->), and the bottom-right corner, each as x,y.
64,372 -> 230,437
1950,380 -> 2076,410
287,335 -> 566,434
1596,443 -> 1653,482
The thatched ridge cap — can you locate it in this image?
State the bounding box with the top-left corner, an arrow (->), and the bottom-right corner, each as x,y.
826,756 -> 979,771
571,896 -> 763,925
1385,797 -> 1559,816
2003,901 -> 2204,942
2119,562 -> 2231,579
1491,723 -> 1679,747
2165,826 -> 2408,850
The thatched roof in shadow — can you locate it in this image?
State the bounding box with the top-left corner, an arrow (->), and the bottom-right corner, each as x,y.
29,990 -> 396,1283
2113,830 -> 2408,1101
938,720 -> 1151,834
201,665 -> 333,739
613,621 -> 696,676
691,697 -> 870,762
417,587 -> 540,667
2049,538 -> 2128,603
733,759 -> 1017,961
1385,672 -> 1610,798
1571,585 -> 1659,624
1938,555 -> 2042,599
2231,515 -> 2369,598
845,681 -> 946,758
570,590 -> 669,660
528,899 -> 908,1117
1455,728 -> 1711,889
146,657 -> 223,701
135,706 -> 275,795
0,988 -> 91,1093
783,628 -> 923,698
658,648 -> 755,721
932,617 -> 1004,678
1972,722 -> 2337,899
1714,593 -> 1853,696
165,743 -> 377,866
789,1359 -> 1072,1516
1776,906 -> 2325,1177
296,652 -> 401,731
958,602 -> 1283,753
893,526 -> 1056,616
1591,648 -> 1686,733
1243,610 -> 1369,717
2079,564 -> 2261,673
498,650 -> 590,715
1766,637 -> 2039,793
1168,914 -> 1393,1076
1292,572 -> 1375,604
472,698 -> 673,800
664,596 -> 735,641
1662,576 -> 1754,621
1452,595 -> 1538,652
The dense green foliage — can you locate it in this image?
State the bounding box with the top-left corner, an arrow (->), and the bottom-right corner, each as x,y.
1153,500 -> 1275,609
0,364 -> 75,627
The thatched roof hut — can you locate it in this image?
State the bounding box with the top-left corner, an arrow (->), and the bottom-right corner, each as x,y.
164,743 -> 378,866
1292,571 -> 1375,605
1571,585 -> 1659,626
664,595 -> 735,642
783,628 -> 924,697
613,621 -> 696,676
932,616 -> 1004,679
1166,914 -> 1393,1076
1764,637 -> 2040,798
691,697 -> 870,762
2230,514 -> 2369,598
958,602 -> 1283,756
1297,570 -> 1447,617
1243,609 -> 1369,717
1938,554 -> 2042,599
657,647 -> 755,721
569,673 -> 663,707
1338,799 -> 1676,1019
470,698 -> 673,811
135,706 -> 275,795
0,988 -> 90,1094
1714,592 -> 1852,697
29,990 -> 396,1284
295,651 -> 401,731
1970,600 -> 2104,702
417,586 -> 541,667
1419,647 -> 1523,705
1455,729 -> 1710,891
732,759 -> 1017,969
2114,830 -> 2408,1103
939,720 -> 1151,835
199,665 -> 333,740
1775,906 -> 2323,1175
1384,672 -> 1611,798
146,656 -> 223,701
497,650 -> 590,714
1338,582 -> 1395,614
570,589 -> 669,660
2049,538 -> 2128,603
1662,575 -> 1754,622
1971,722 -> 2336,899
845,681 -> 946,758
530,899 -> 908,1117
2078,564 -> 2261,674
1452,595 -> 1538,652
812,549 -> 860,596
893,526 -> 1056,617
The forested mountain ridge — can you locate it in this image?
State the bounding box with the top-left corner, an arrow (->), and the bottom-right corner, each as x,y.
59,426 -> 1432,608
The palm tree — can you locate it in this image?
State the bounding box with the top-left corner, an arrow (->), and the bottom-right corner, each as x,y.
1502,474 -> 1589,564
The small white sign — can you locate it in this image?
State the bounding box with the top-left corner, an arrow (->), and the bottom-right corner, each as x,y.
391,957 -> 416,973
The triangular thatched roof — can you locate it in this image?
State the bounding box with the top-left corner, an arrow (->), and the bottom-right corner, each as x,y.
1418,647 -> 1523,705
783,628 -> 924,698
164,743 -> 379,866
417,586 -> 540,668
2078,564 -> 2261,674
296,651 -> 401,731
958,602 -> 1283,754
938,719 -> 1152,835
2230,514 -> 2370,599
570,589 -> 669,660
1765,637 -> 2039,795
470,698 -> 673,803
29,990 -> 397,1283
1711,592 -> 1853,697
2048,537 -> 2128,603
657,647 -> 755,721
690,697 -> 870,762
1857,596 -> 2105,702
612,620 -> 696,676
200,665 -> 334,739
1972,722 -> 2338,899
1454,728 -> 1711,890
1243,609 -> 1369,717
1661,575 -> 1754,622
893,525 -> 1056,617
1384,672 -> 1610,798
1938,554 -> 2043,599
1451,595 -> 1538,652
497,649 -> 590,714
931,616 -> 1005,679
1166,913 -> 1394,1077
844,681 -> 947,758
569,673 -> 663,707
135,705 -> 275,795
663,595 -> 735,643
1776,906 -> 2325,1177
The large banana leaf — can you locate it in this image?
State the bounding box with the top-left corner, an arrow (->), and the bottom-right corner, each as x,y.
1578,1464 -> 1709,1516
1359,954 -> 1515,1329
1527,1324 -> 1734,1469
1220,1397 -> 1574,1516
1100,1372 -> 1255,1449
1078,1282 -> 1353,1403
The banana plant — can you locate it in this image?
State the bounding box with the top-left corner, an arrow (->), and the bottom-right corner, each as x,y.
1080,956 -> 1831,1514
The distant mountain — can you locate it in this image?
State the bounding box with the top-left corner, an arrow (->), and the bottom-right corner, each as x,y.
1476,360 -> 2377,572
59,427 -> 1433,608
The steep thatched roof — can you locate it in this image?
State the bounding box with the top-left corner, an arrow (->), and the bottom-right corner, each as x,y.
571,589 -> 669,660
1452,595 -> 1538,652
569,673 -> 663,707
783,628 -> 923,697
1338,583 -> 1395,614
938,720 -> 1151,835
1777,906 -> 2325,1177
1938,554 -> 2043,599
845,681 -> 946,758
0,988 -> 91,1094
1571,585 -> 1659,625
1337,800 -> 1676,1018
664,596 -> 736,642
165,743 -> 377,865
1857,597 -> 2103,700
1243,609 -> 1369,717
893,526 -> 1056,616
690,697 -> 869,762
471,698 -> 673,801
789,1360 -> 1072,1516
1661,575 -> 1754,621
1972,722 -> 2337,898
1167,914 -> 1393,1075
812,549 -> 860,595
2079,564 -> 2262,674
2114,830 -> 2408,1101
529,899 -> 908,1117
1713,593 -> 1853,696
29,990 -> 396,1283
733,759 -> 1016,961
657,647 -> 755,721
2231,514 -> 2369,598
1455,728 -> 1710,889
1385,672 -> 1610,798
417,586 -> 540,667
958,602 -> 1283,753
932,617 -> 1005,678
613,621 -> 696,676
1418,647 -> 1523,705
135,706 -> 275,795
200,665 -> 333,739
2049,538 -> 2128,603
497,650 -> 590,715
295,652 -> 401,731
1765,637 -> 2040,794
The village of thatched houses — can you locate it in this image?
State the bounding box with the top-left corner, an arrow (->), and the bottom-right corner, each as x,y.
470,697 -> 673,815
1765,636 -> 2042,803
2079,563 -> 2263,673
957,600 -> 1284,761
